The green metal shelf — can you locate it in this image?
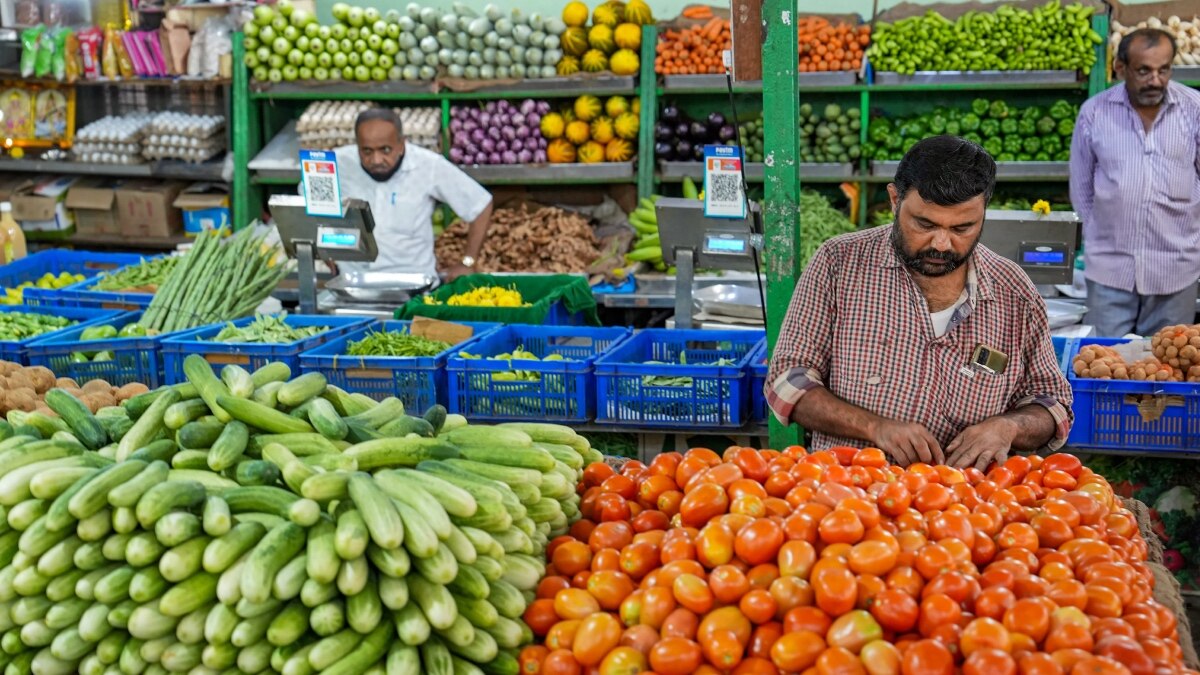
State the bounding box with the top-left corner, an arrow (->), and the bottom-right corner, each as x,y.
867,81 -> 1086,93
249,78 -> 638,101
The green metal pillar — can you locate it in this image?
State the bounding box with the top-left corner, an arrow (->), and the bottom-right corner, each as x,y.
1087,14 -> 1110,97
231,32 -> 264,229
636,25 -> 659,201
761,0 -> 802,451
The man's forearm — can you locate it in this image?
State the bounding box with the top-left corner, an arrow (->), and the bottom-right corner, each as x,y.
792,386 -> 884,445
993,405 -> 1056,452
464,202 -> 493,260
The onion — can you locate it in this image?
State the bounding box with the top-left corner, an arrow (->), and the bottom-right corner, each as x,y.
517,148 -> 532,163
515,125 -> 530,140
520,99 -> 536,115
501,126 -> 516,141
510,113 -> 525,127
502,150 -> 517,164
453,131 -> 470,147
511,138 -> 524,152
487,126 -> 502,141
537,101 -> 551,114
526,112 -> 541,129
470,128 -> 486,144
488,151 -> 501,164
480,138 -> 496,153
485,101 -> 497,113
474,152 -> 489,164
533,149 -> 547,163
479,112 -> 491,127
449,147 -> 464,163
537,137 -> 547,150
449,118 -> 463,133
496,139 -> 509,152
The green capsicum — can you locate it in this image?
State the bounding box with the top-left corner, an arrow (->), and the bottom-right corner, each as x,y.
1017,119 -> 1036,137
928,115 -> 947,134
80,325 -> 117,341
1036,116 -> 1057,136
988,100 -> 1009,119
902,137 -> 920,153
1021,105 -> 1045,122
1042,135 -> 1063,155
119,324 -> 147,338
1035,151 -> 1051,161
971,98 -> 990,116
869,119 -> 893,145
960,113 -> 981,133
1022,137 -> 1041,154
945,120 -> 961,136
1049,100 -> 1074,120
997,152 -> 1016,161
1057,118 -> 1075,137
1000,119 -> 1018,135
963,132 -> 983,146
984,138 -> 1004,156
1003,136 -> 1023,154
1054,149 -> 1071,162
980,119 -> 1001,138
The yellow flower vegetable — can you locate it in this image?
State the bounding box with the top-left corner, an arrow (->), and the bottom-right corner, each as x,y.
425,286 -> 531,308
1032,200 -> 1051,215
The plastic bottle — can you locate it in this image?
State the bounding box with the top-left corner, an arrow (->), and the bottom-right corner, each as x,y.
0,202 -> 26,264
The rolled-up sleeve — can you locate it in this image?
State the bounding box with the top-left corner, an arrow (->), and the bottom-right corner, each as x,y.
765,244 -> 837,425
1011,301 -> 1074,450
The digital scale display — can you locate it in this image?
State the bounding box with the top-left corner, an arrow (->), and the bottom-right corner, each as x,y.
318,230 -> 359,248
1021,250 -> 1066,265
705,236 -> 747,253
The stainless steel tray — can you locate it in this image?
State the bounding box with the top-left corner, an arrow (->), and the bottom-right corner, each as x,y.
873,70 -> 1079,85
325,270 -> 437,304
694,284 -> 763,320
249,120 -> 302,180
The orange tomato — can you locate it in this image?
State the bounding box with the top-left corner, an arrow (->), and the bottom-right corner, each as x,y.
573,613 -> 623,666
769,631 -> 825,672
649,637 -> 703,675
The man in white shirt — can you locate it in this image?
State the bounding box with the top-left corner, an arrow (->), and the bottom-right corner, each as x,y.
334,108 -> 493,280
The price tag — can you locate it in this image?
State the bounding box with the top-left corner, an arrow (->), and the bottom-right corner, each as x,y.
300,149 -> 342,218
703,144 -> 746,220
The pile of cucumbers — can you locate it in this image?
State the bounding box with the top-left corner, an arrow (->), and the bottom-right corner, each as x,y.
0,354 -> 599,675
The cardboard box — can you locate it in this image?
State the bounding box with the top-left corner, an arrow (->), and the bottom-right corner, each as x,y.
0,176 -> 31,203
12,176 -> 77,232
115,180 -> 185,239
66,178 -> 125,236
173,182 -> 230,235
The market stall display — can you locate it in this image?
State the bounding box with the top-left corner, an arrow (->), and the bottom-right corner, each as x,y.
0,360 -> 600,674
0,360 -> 147,414
435,204 -> 604,274
92,258 -> 177,294
797,16 -> 869,74
1072,324 -> 1200,382
140,113 -> 227,165
0,272 -> 86,306
523,446 -> 1194,674
556,0 -> 650,76
866,1 -> 1102,76
1110,15 -> 1200,69
540,95 -> 639,164
655,15 -> 731,75
449,99 -> 551,166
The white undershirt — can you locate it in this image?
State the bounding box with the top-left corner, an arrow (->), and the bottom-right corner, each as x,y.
929,290 -> 969,338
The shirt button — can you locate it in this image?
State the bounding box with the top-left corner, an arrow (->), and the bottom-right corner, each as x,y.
866,376 -> 882,385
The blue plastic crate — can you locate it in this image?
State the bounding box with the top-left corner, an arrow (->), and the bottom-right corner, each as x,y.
0,306 -> 128,365
595,329 -> 765,428
1052,336 -> 1068,365
445,325 -> 631,422
544,301 -> 586,326
1,250 -> 146,307
299,320 -> 500,414
160,315 -> 372,385
1065,337 -> 1200,451
749,342 -> 768,425
25,310 -> 175,388
51,263 -> 162,311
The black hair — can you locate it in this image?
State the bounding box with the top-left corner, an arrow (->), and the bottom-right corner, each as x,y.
893,135 -> 996,207
354,108 -> 404,137
1117,27 -> 1177,64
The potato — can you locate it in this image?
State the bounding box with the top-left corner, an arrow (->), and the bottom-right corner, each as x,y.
23,366 -> 56,394
81,379 -> 113,395
55,377 -> 80,390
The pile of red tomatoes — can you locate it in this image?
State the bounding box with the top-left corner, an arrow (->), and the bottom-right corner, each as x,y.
520,446 -> 1194,675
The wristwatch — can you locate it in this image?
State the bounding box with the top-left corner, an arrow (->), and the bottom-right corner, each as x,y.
461,255 -> 476,269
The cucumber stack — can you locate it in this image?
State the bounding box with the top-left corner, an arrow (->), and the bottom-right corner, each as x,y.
0,354 -> 601,675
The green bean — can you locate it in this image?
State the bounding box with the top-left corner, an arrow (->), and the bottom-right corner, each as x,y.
346,330 -> 450,358
94,257 -> 179,292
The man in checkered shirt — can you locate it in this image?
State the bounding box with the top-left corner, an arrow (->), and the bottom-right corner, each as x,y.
766,136 -> 1073,471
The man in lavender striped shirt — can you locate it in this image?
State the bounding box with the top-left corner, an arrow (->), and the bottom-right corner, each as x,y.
1070,28 -> 1200,337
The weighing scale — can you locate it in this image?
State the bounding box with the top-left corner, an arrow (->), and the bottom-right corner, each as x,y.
655,197 -> 764,329
267,194 -> 380,315
980,209 -> 1080,286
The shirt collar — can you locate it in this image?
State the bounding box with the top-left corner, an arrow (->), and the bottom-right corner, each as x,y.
1110,80 -> 1177,108
877,225 -> 992,304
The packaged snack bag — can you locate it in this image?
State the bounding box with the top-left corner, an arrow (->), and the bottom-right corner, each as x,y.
20,25 -> 45,77
78,27 -> 103,79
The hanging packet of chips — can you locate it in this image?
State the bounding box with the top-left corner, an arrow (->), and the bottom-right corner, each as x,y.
78,28 -> 103,79
110,28 -> 135,78
52,29 -> 69,81
63,30 -> 81,83
20,25 -> 45,77
101,26 -> 119,78
35,28 -> 56,78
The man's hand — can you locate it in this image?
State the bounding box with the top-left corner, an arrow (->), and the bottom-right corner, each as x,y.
442,265 -> 473,282
946,417 -> 1018,471
872,419 -> 944,467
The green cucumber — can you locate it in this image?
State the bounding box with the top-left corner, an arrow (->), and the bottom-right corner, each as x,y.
207,421 -> 249,472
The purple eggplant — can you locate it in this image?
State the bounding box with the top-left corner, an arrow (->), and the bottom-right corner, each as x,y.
661,105 -> 681,124
675,139 -> 693,158
689,121 -> 709,141
718,124 -> 737,142
655,123 -> 674,142
692,144 -> 705,161
707,112 -> 726,133
654,141 -> 673,159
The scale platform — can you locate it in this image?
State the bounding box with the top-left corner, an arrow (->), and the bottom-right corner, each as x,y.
981,209 -> 1079,286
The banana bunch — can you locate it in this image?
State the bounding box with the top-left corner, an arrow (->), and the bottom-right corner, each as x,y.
625,196 -> 664,271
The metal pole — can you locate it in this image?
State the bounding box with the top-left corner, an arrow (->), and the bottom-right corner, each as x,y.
762,0 -> 803,450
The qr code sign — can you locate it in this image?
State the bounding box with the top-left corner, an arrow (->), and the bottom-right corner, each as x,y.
708,172 -> 742,204
308,175 -> 336,204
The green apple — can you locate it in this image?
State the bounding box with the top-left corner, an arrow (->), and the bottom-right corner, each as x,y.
330,23 -> 346,40
355,64 -> 370,81
295,35 -> 309,52
303,22 -> 319,39
330,2 -> 350,22
302,52 -> 316,68
243,36 -> 259,51
268,53 -> 285,68
364,7 -> 380,24
244,52 -> 260,68
318,25 -> 331,40
340,38 -> 352,53
290,8 -> 314,28
325,38 -> 338,53
361,50 -> 378,67
371,66 -> 387,81
346,6 -> 365,28
317,52 -> 333,68
353,39 -> 367,52
243,20 -> 260,37
308,37 -> 323,53
381,38 -> 399,55
282,64 -> 299,81
258,25 -> 276,43
385,23 -> 400,39
314,67 -> 330,80
268,68 -> 283,82
282,25 -> 299,42
342,65 -> 354,79
253,65 -> 269,81
273,36 -> 292,55
256,46 -> 272,62
271,15 -> 288,33
298,66 -> 312,79
332,51 -> 348,68
366,34 -> 382,50
378,53 -> 393,69
276,0 -> 293,17
372,20 -> 388,36
252,4 -> 274,25
347,51 -> 360,66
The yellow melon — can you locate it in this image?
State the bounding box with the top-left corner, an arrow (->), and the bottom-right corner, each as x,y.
556,55 -> 580,76
590,116 -> 615,144
614,23 -> 641,50
565,120 -> 591,145
592,3 -> 619,27
605,138 -> 633,162
588,24 -> 614,53
562,1 -> 589,28
540,112 -> 566,140
605,95 -> 629,118
561,27 -> 589,57
581,49 -> 608,73
606,1 -> 626,21
560,107 -> 577,123
609,48 -> 639,76
624,0 -> 653,25
631,97 -> 640,115
613,111 -> 639,140
573,95 -> 602,122
547,138 -> 577,163
578,141 -> 605,163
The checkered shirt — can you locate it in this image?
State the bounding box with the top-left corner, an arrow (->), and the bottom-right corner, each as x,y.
765,225 -> 1073,453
